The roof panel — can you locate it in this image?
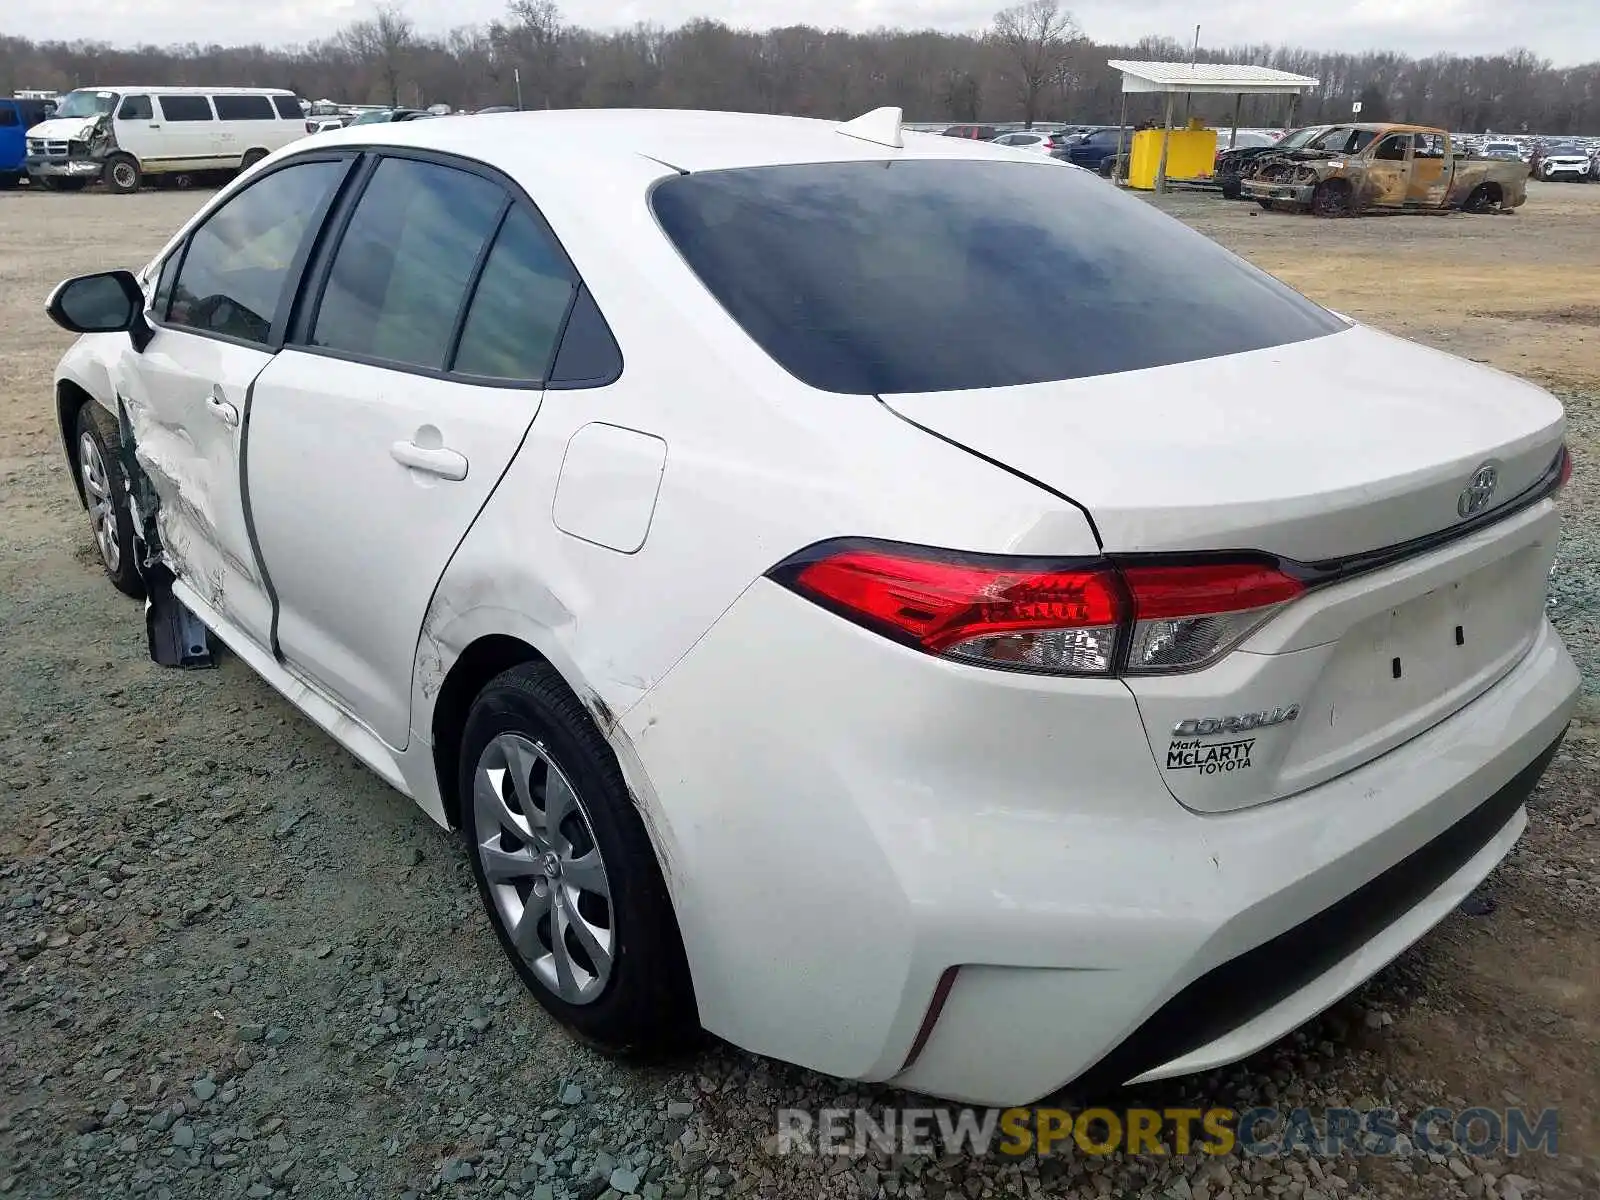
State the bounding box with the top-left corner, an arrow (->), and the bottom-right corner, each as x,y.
1107,60 -> 1320,95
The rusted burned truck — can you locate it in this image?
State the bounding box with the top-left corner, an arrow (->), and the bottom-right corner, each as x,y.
1239,124 -> 1528,216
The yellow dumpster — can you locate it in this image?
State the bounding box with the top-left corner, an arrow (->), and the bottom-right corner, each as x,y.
1127,127 -> 1218,190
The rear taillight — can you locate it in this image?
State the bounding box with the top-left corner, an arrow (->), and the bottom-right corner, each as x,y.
1556,444 -> 1573,491
1120,561 -> 1303,673
769,540 -> 1303,677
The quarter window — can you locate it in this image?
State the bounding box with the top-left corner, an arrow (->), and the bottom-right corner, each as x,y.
273,96 -> 303,120
213,95 -> 275,121
165,160 -> 346,345
452,206 -> 575,380
158,95 -> 214,122
309,158 -> 506,371
117,95 -> 153,121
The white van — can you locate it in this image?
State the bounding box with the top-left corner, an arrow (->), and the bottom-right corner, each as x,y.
25,86 -> 306,193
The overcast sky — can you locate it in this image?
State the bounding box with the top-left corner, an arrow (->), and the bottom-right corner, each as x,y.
16,0 -> 1600,67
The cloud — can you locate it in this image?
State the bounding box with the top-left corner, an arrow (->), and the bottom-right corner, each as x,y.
17,0 -> 1600,65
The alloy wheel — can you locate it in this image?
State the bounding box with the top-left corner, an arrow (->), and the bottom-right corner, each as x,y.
473,733 -> 614,1004
79,432 -> 120,573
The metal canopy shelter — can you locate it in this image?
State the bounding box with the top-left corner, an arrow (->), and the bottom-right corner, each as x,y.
1106,60 -> 1321,193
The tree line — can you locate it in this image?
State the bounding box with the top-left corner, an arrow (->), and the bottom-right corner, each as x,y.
3,0 -> 1597,135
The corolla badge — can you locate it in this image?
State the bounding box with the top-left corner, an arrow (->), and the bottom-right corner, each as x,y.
1171,705 -> 1299,738
1457,463 -> 1498,518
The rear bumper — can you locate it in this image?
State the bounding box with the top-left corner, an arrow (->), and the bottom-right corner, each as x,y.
618,583 -> 1578,1106
1241,180 -> 1313,204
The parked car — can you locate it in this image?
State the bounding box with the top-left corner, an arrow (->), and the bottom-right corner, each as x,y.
1480,140 -> 1522,162
0,96 -> 58,188
45,108 -> 1577,1107
1214,125 -> 1333,199
348,108 -> 438,125
990,130 -> 1064,154
25,86 -> 306,193
1240,124 -> 1529,215
1533,140 -> 1591,182
1058,126 -> 1133,172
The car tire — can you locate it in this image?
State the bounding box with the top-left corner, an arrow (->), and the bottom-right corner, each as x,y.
1311,180 -> 1353,217
74,403 -> 145,599
1220,178 -> 1242,200
1256,198 -> 1274,210
103,153 -> 141,194
459,662 -> 699,1058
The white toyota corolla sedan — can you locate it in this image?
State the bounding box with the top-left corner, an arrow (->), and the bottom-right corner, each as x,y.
46,107 -> 1577,1106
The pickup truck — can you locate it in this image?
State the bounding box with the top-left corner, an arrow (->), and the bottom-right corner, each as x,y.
1239,123 -> 1527,216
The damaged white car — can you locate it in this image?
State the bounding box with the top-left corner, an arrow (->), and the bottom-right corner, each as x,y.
47,109 -> 1578,1106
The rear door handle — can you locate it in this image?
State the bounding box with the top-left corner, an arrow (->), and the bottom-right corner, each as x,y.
206,388 -> 239,427
391,440 -> 467,481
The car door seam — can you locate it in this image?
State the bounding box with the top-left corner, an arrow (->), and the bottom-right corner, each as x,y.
235,373 -> 283,659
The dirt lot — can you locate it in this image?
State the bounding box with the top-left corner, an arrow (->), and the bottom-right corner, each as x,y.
1,180 -> 1597,1200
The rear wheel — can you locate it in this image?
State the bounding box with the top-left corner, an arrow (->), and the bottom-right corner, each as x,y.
1463,184 -> 1500,214
1311,180 -> 1352,217
103,153 -> 141,194
459,662 -> 698,1057
74,404 -> 144,598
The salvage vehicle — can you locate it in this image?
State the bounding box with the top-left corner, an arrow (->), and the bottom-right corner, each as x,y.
45,108 -> 1577,1107
25,86 -> 305,193
1240,124 -> 1528,215
1213,124 -> 1331,199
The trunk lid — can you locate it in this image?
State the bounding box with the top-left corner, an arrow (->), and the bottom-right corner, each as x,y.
879,324 -> 1564,562
882,324 -> 1567,811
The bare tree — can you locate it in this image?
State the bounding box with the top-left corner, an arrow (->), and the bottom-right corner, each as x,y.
341,4 -> 415,107
490,0 -> 567,108
4,15 -> 1600,135
990,0 -> 1080,127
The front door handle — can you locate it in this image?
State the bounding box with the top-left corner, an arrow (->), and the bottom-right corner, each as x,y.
206,389 -> 239,427
391,440 -> 467,481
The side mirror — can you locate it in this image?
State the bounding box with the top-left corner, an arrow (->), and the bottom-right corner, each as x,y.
45,269 -> 153,352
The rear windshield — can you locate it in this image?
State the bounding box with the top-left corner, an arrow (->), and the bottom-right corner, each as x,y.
650,159 -> 1344,395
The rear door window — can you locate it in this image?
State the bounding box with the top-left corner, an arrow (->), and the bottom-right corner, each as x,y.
651,159 -> 1344,395
451,206 -> 576,380
308,157 -> 507,371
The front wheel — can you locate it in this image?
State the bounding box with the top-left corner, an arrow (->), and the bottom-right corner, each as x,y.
459,662 -> 698,1057
103,153 -> 141,194
1311,180 -> 1353,217
74,404 -> 144,598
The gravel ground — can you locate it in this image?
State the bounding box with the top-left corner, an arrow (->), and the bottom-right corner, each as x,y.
2,182 -> 1598,1200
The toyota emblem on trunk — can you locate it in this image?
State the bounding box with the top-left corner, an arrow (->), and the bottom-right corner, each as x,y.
1457,463 -> 1498,518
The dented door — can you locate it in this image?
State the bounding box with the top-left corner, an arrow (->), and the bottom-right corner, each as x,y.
123,156 -> 354,651
121,331 -> 276,646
